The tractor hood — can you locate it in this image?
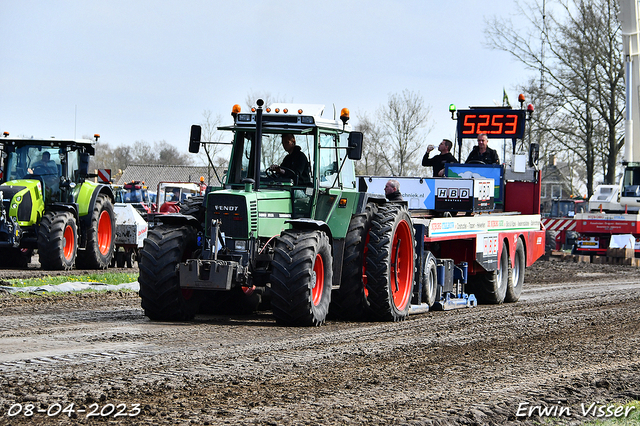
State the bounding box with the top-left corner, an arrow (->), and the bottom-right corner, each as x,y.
0,179 -> 45,225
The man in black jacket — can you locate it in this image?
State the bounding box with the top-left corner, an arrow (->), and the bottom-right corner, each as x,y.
384,179 -> 403,202
422,139 -> 458,177
269,134 -> 312,186
465,133 -> 500,164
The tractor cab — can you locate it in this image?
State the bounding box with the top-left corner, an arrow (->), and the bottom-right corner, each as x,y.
4,144 -> 81,203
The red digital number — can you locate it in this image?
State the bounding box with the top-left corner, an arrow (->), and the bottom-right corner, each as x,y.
504,115 -> 518,134
462,114 -> 476,134
476,115 -> 490,133
490,115 -> 503,134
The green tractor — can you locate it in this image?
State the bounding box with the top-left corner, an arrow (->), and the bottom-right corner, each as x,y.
0,134 -> 116,270
138,100 -> 416,326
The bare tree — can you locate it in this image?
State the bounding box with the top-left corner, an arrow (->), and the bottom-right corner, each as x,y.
378,90 -> 433,176
485,0 -> 624,196
354,112 -> 389,176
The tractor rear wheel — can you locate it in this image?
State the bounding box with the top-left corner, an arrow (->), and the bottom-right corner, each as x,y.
270,229 -> 333,326
505,238 -> 525,302
472,243 -> 510,304
76,194 -> 115,269
139,224 -> 200,321
331,203 -> 377,320
365,205 -> 415,321
38,211 -> 77,270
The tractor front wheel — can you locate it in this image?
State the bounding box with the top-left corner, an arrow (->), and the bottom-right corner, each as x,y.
38,211 -> 78,270
270,229 -> 333,326
139,224 -> 200,321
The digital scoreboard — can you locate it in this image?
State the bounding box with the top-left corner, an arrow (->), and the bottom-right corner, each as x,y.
456,108 -> 527,139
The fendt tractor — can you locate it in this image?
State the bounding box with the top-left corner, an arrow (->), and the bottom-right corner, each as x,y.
138,97 -> 545,326
0,133 -> 115,270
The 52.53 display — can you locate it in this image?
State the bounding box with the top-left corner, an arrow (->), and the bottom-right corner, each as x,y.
456,109 -> 527,139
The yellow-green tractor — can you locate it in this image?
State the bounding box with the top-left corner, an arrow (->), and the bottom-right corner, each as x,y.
0,134 -> 115,269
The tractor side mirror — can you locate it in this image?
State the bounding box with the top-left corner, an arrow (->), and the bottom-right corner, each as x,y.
347,131 -> 363,160
189,125 -> 202,154
529,143 -> 539,168
79,152 -> 90,177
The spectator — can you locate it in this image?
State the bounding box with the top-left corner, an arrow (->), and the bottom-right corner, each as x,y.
422,139 -> 458,177
384,179 -> 403,202
465,133 -> 500,164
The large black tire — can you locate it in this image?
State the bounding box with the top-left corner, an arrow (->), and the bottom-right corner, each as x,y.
38,211 -> 77,270
472,242 -> 510,304
76,194 -> 115,269
421,252 -> 438,307
331,203 -> 377,320
180,195 -> 205,223
270,229 -> 333,326
365,205 -> 415,321
505,238 -> 525,303
139,224 -> 200,321
545,230 -> 558,254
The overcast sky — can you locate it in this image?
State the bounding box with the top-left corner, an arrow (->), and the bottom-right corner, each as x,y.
1,1 -> 537,157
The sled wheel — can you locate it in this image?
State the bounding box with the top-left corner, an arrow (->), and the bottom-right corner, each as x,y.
270,229 -> 333,326
138,224 -> 200,321
365,205 -> 415,321
505,238 -> 525,302
331,203 -> 377,320
38,211 -> 78,270
474,242 -> 510,304
421,252 -> 438,307
76,194 -> 115,269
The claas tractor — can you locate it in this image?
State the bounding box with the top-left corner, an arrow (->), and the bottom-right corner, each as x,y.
138,100 -> 415,326
0,134 -> 115,269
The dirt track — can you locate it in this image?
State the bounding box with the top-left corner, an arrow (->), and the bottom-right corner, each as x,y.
0,259 -> 639,425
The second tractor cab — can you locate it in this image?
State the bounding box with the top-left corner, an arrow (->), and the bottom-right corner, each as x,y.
0,133 -> 115,269
155,181 -> 202,213
114,181 -> 154,214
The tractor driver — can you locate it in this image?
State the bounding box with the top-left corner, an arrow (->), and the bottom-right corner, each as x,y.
28,151 -> 58,176
268,134 -> 312,186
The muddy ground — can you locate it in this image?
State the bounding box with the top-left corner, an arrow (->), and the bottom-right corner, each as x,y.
0,259 -> 638,425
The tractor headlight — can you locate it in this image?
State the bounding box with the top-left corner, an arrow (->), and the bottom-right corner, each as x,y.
15,196 -> 21,202
11,203 -> 17,209
234,240 -> 247,251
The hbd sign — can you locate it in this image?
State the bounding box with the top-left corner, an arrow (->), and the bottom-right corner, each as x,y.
436,187 -> 471,199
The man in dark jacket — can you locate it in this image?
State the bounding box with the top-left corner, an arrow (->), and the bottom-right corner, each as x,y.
465,133 -> 500,164
422,139 -> 458,177
384,179 -> 403,202
269,134 -> 312,186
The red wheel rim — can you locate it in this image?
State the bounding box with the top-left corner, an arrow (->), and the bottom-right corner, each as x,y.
312,253 -> 325,306
97,210 -> 112,255
391,219 -> 413,310
63,225 -> 75,261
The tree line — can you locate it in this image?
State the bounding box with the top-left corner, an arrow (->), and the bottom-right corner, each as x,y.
94,0 -> 626,197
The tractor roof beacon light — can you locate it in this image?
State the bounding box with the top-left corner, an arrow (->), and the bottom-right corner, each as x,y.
94,134 -> 100,142
449,104 -> 457,120
340,108 -> 350,127
3,132 -> 9,137
232,104 -> 241,119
